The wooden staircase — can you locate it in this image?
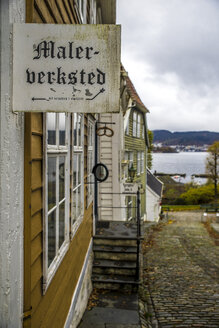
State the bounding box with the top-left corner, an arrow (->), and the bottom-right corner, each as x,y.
92,235 -> 140,292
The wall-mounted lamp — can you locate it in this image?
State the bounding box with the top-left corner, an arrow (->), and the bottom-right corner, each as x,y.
128,163 -> 136,182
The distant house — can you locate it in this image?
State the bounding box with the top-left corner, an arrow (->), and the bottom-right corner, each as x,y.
97,67 -> 149,221
121,68 -> 149,221
146,169 -> 163,222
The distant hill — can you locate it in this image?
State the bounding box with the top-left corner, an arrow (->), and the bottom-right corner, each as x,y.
152,130 -> 219,146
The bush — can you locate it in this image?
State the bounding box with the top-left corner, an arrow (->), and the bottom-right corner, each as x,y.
179,184 -> 216,205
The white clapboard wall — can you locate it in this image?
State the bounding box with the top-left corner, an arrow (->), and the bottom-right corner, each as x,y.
98,113 -> 122,221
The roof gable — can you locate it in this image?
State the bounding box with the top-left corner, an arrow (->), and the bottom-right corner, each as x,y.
147,169 -> 163,197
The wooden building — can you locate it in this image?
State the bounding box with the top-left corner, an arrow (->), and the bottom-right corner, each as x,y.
98,67 -> 149,221
0,0 -> 117,327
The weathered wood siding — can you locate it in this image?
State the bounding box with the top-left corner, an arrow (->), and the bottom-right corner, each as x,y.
24,1 -> 93,327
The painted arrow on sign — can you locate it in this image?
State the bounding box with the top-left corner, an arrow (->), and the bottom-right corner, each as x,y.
86,88 -> 105,100
32,97 -> 49,101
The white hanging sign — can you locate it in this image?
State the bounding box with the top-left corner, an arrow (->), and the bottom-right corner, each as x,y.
122,183 -> 139,195
13,23 -> 121,113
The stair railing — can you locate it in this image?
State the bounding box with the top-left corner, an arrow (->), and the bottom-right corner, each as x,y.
136,188 -> 141,281
97,188 -> 142,282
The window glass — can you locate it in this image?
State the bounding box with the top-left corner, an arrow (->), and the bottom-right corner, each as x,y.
133,112 -> 137,137
141,152 -> 144,173
59,202 -> 65,248
47,113 -> 56,145
48,211 -> 56,267
48,157 -> 56,211
137,152 -> 141,175
74,113 -> 77,146
45,113 -> 69,288
59,113 -> 66,146
137,114 -> 141,138
72,114 -> 84,230
59,156 -> 65,200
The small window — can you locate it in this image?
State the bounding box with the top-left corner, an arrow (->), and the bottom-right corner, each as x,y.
44,113 -> 70,291
71,113 -> 84,236
133,111 -> 141,138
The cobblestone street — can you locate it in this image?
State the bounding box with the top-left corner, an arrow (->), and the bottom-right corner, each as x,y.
142,212 -> 219,328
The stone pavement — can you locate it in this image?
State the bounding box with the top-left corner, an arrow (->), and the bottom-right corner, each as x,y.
141,212 -> 219,328
78,289 -> 141,328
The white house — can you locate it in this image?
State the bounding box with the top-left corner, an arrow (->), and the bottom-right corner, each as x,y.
146,169 -> 163,222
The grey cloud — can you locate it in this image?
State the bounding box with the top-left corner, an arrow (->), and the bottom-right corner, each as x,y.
119,0 -> 219,86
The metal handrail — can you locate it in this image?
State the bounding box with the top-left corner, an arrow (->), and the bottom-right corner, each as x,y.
98,189 -> 141,282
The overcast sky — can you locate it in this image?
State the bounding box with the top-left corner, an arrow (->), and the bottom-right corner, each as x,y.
117,0 -> 219,132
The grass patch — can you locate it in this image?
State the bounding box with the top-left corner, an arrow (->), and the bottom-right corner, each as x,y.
162,205 -> 201,211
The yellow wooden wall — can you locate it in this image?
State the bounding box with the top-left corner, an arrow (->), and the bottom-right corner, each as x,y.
24,1 -> 93,327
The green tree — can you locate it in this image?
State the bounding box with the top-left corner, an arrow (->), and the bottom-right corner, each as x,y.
206,141 -> 219,201
147,129 -> 153,170
179,184 -> 215,205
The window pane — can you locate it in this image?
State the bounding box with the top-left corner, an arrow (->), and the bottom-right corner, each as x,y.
59,156 -> 65,201
48,210 -> 56,267
59,202 -> 65,248
48,157 -> 56,211
47,113 -> 56,145
59,113 -> 66,146
77,186 -> 81,217
72,189 -> 77,222
73,154 -> 77,187
74,113 -> 77,146
78,115 -> 82,146
78,154 -> 81,184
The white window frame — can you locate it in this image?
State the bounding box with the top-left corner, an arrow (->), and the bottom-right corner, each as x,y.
141,151 -> 144,173
87,116 -> 95,206
137,151 -> 141,175
71,113 -> 84,238
43,113 -> 70,293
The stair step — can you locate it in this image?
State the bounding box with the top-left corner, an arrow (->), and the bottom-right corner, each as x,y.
93,266 -> 136,276
92,274 -> 139,284
93,236 -> 138,247
93,259 -> 136,268
93,259 -> 136,276
94,251 -> 137,261
93,245 -> 137,253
